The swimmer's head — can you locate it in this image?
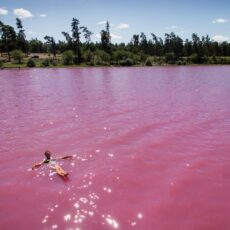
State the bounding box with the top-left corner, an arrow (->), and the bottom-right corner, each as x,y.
44,150 -> 51,159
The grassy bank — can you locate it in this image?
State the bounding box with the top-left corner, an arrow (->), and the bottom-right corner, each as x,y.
1,52 -> 230,69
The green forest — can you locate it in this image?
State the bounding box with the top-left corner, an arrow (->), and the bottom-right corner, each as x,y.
1,18 -> 230,68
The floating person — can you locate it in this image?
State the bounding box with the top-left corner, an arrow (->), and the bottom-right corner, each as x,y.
32,150 -> 73,177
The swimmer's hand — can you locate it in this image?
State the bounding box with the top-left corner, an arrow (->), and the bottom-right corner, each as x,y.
32,162 -> 43,170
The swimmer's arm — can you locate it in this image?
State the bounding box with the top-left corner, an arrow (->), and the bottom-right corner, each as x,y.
57,155 -> 73,160
32,161 -> 44,170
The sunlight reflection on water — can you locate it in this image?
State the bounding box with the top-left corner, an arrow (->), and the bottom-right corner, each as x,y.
104,215 -> 119,229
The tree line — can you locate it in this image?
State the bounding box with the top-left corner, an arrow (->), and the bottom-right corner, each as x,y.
1,17 -> 230,67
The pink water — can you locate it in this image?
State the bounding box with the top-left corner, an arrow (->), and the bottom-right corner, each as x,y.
0,66 -> 230,230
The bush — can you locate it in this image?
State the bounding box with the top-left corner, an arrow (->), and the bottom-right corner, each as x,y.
211,55 -> 217,64
158,58 -> 164,65
112,50 -> 132,63
140,52 -> 147,62
94,50 -> 111,63
0,60 -> 3,68
62,50 -> 74,65
132,54 -> 141,64
83,50 -> 93,63
50,59 -> 58,66
145,57 -> 153,66
183,57 -> 191,64
42,58 -> 50,67
119,58 -> 134,66
91,55 -> 104,66
11,49 -> 24,64
176,60 -> 183,65
190,54 -> 204,64
27,58 -> 36,67
165,52 -> 176,64
87,51 -> 111,66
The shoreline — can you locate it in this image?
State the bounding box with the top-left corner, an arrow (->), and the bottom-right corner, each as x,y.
1,63 -> 230,70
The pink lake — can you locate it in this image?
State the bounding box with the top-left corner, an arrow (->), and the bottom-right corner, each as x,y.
0,66 -> 230,230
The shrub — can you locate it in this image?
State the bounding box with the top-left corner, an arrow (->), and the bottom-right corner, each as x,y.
158,58 -> 164,65
211,56 -> 217,64
94,50 -> 111,63
50,59 -> 58,66
0,60 -> 3,68
119,58 -> 134,66
145,57 -> 153,66
190,54 -> 204,64
140,52 -> 147,62
42,58 -> 50,67
176,60 -> 183,65
112,50 -> 132,63
132,54 -> 141,64
184,57 -> 191,64
91,55 -> 103,66
83,50 -> 93,63
165,52 -> 176,64
11,49 -> 24,64
27,58 -> 36,67
62,50 -> 74,65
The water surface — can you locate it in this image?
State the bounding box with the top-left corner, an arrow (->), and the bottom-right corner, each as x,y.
0,66 -> 230,229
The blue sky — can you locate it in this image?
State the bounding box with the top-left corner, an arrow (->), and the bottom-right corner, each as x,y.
0,0 -> 230,43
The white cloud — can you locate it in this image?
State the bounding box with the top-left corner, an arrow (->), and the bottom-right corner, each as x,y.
98,21 -> 107,25
95,33 -> 101,38
111,33 -> 122,40
95,33 -> 122,40
116,23 -> 130,29
98,20 -> 115,27
212,35 -> 229,42
0,7 -> 8,15
28,31 -> 35,35
14,8 -> 33,19
39,14 -> 47,18
212,18 -> 228,24
169,25 -> 178,29
166,25 -> 183,31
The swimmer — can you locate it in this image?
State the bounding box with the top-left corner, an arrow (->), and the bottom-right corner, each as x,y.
32,150 -> 73,177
